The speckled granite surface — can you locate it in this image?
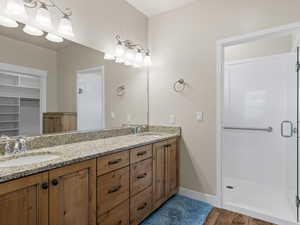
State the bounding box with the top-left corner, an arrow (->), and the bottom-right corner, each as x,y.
0,129 -> 180,184
8,127 -> 134,152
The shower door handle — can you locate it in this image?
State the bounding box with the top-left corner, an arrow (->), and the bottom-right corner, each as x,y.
281,121 -> 294,138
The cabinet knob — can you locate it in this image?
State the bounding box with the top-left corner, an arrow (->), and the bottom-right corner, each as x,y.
52,179 -> 59,186
41,183 -> 49,189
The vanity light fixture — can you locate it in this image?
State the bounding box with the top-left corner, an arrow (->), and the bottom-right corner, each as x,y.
46,33 -> 63,43
5,0 -> 28,19
23,24 -> 44,36
57,15 -> 74,37
1,0 -> 75,43
105,35 -> 152,68
35,3 -> 52,29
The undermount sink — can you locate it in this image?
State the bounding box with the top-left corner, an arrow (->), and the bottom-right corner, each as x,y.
136,132 -> 163,138
0,153 -> 60,168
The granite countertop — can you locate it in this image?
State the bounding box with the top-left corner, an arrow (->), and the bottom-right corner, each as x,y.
0,132 -> 179,184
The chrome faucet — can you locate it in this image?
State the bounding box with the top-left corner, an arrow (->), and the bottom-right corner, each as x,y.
2,136 -> 27,155
131,125 -> 147,135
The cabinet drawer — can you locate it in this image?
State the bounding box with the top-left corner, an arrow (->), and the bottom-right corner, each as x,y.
130,158 -> 152,196
98,200 -> 129,225
97,167 -> 130,215
97,151 -> 129,175
130,186 -> 152,225
130,145 -> 152,164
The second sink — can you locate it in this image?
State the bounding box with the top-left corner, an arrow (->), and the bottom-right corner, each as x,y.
0,153 -> 60,168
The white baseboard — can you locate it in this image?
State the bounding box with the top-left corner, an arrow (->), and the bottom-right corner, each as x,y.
179,187 -> 220,207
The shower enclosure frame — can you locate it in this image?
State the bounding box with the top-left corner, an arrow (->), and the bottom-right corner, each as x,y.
216,22 -> 300,225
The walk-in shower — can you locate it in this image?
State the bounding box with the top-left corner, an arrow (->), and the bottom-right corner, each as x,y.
221,33 -> 299,224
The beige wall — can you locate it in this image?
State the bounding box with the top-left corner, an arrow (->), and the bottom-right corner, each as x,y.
0,35 -> 58,112
148,0 -> 300,195
225,35 -> 293,62
57,44 -> 148,128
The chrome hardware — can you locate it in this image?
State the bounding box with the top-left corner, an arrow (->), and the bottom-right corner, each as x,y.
78,88 -> 83,94
13,137 -> 27,154
130,125 -> 147,135
281,121 -> 294,138
223,126 -> 273,132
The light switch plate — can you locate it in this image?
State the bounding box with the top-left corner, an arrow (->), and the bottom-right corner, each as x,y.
169,114 -> 176,124
111,112 -> 115,119
196,112 -> 203,121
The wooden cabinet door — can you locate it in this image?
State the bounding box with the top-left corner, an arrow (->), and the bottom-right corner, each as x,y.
0,173 -> 49,225
165,138 -> 178,198
152,140 -> 168,209
49,160 -> 96,225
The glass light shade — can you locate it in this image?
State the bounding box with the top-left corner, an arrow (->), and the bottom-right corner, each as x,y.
135,50 -> 144,66
104,53 -> 115,60
124,60 -> 131,66
115,42 -> 125,57
144,54 -> 152,67
58,16 -> 74,37
115,56 -> 125,64
0,15 -> 18,28
36,6 -> 52,29
125,49 -> 135,64
23,25 -> 43,36
46,33 -> 63,43
5,0 -> 27,18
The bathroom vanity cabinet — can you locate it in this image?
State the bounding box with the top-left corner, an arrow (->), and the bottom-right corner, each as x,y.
0,137 -> 179,225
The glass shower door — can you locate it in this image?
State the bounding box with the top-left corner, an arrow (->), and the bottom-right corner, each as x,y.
223,50 -> 299,223
281,47 -> 299,222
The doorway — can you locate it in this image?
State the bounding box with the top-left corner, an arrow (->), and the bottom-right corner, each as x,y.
216,23 -> 300,225
76,66 -> 105,131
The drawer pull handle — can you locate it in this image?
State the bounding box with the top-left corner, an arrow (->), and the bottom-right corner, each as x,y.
137,173 -> 147,179
163,144 -> 171,148
115,221 -> 122,225
137,202 -> 147,211
52,179 -> 59,186
108,159 -> 122,165
137,151 -> 147,156
108,185 -> 122,194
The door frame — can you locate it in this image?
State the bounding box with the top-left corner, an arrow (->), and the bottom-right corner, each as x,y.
0,62 -> 47,135
76,66 -> 105,131
216,22 -> 300,225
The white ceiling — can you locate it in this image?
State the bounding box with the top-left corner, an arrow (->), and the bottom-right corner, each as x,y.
125,0 -> 198,17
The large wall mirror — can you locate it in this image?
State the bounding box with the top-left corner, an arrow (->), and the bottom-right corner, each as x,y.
0,23 -> 148,137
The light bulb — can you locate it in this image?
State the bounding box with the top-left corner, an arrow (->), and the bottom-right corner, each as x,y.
5,0 -> 27,19
36,4 -> 52,29
0,15 -> 18,28
135,50 -> 144,66
115,41 -> 125,57
58,16 -> 74,37
104,53 -> 115,60
115,56 -> 125,64
46,33 -> 63,43
125,49 -> 135,64
144,52 -> 152,67
23,25 -> 44,36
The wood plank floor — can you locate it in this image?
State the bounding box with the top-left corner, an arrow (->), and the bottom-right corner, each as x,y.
203,208 -> 277,225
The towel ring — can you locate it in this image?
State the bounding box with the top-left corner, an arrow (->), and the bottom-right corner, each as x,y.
117,85 -> 125,96
173,79 -> 186,92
